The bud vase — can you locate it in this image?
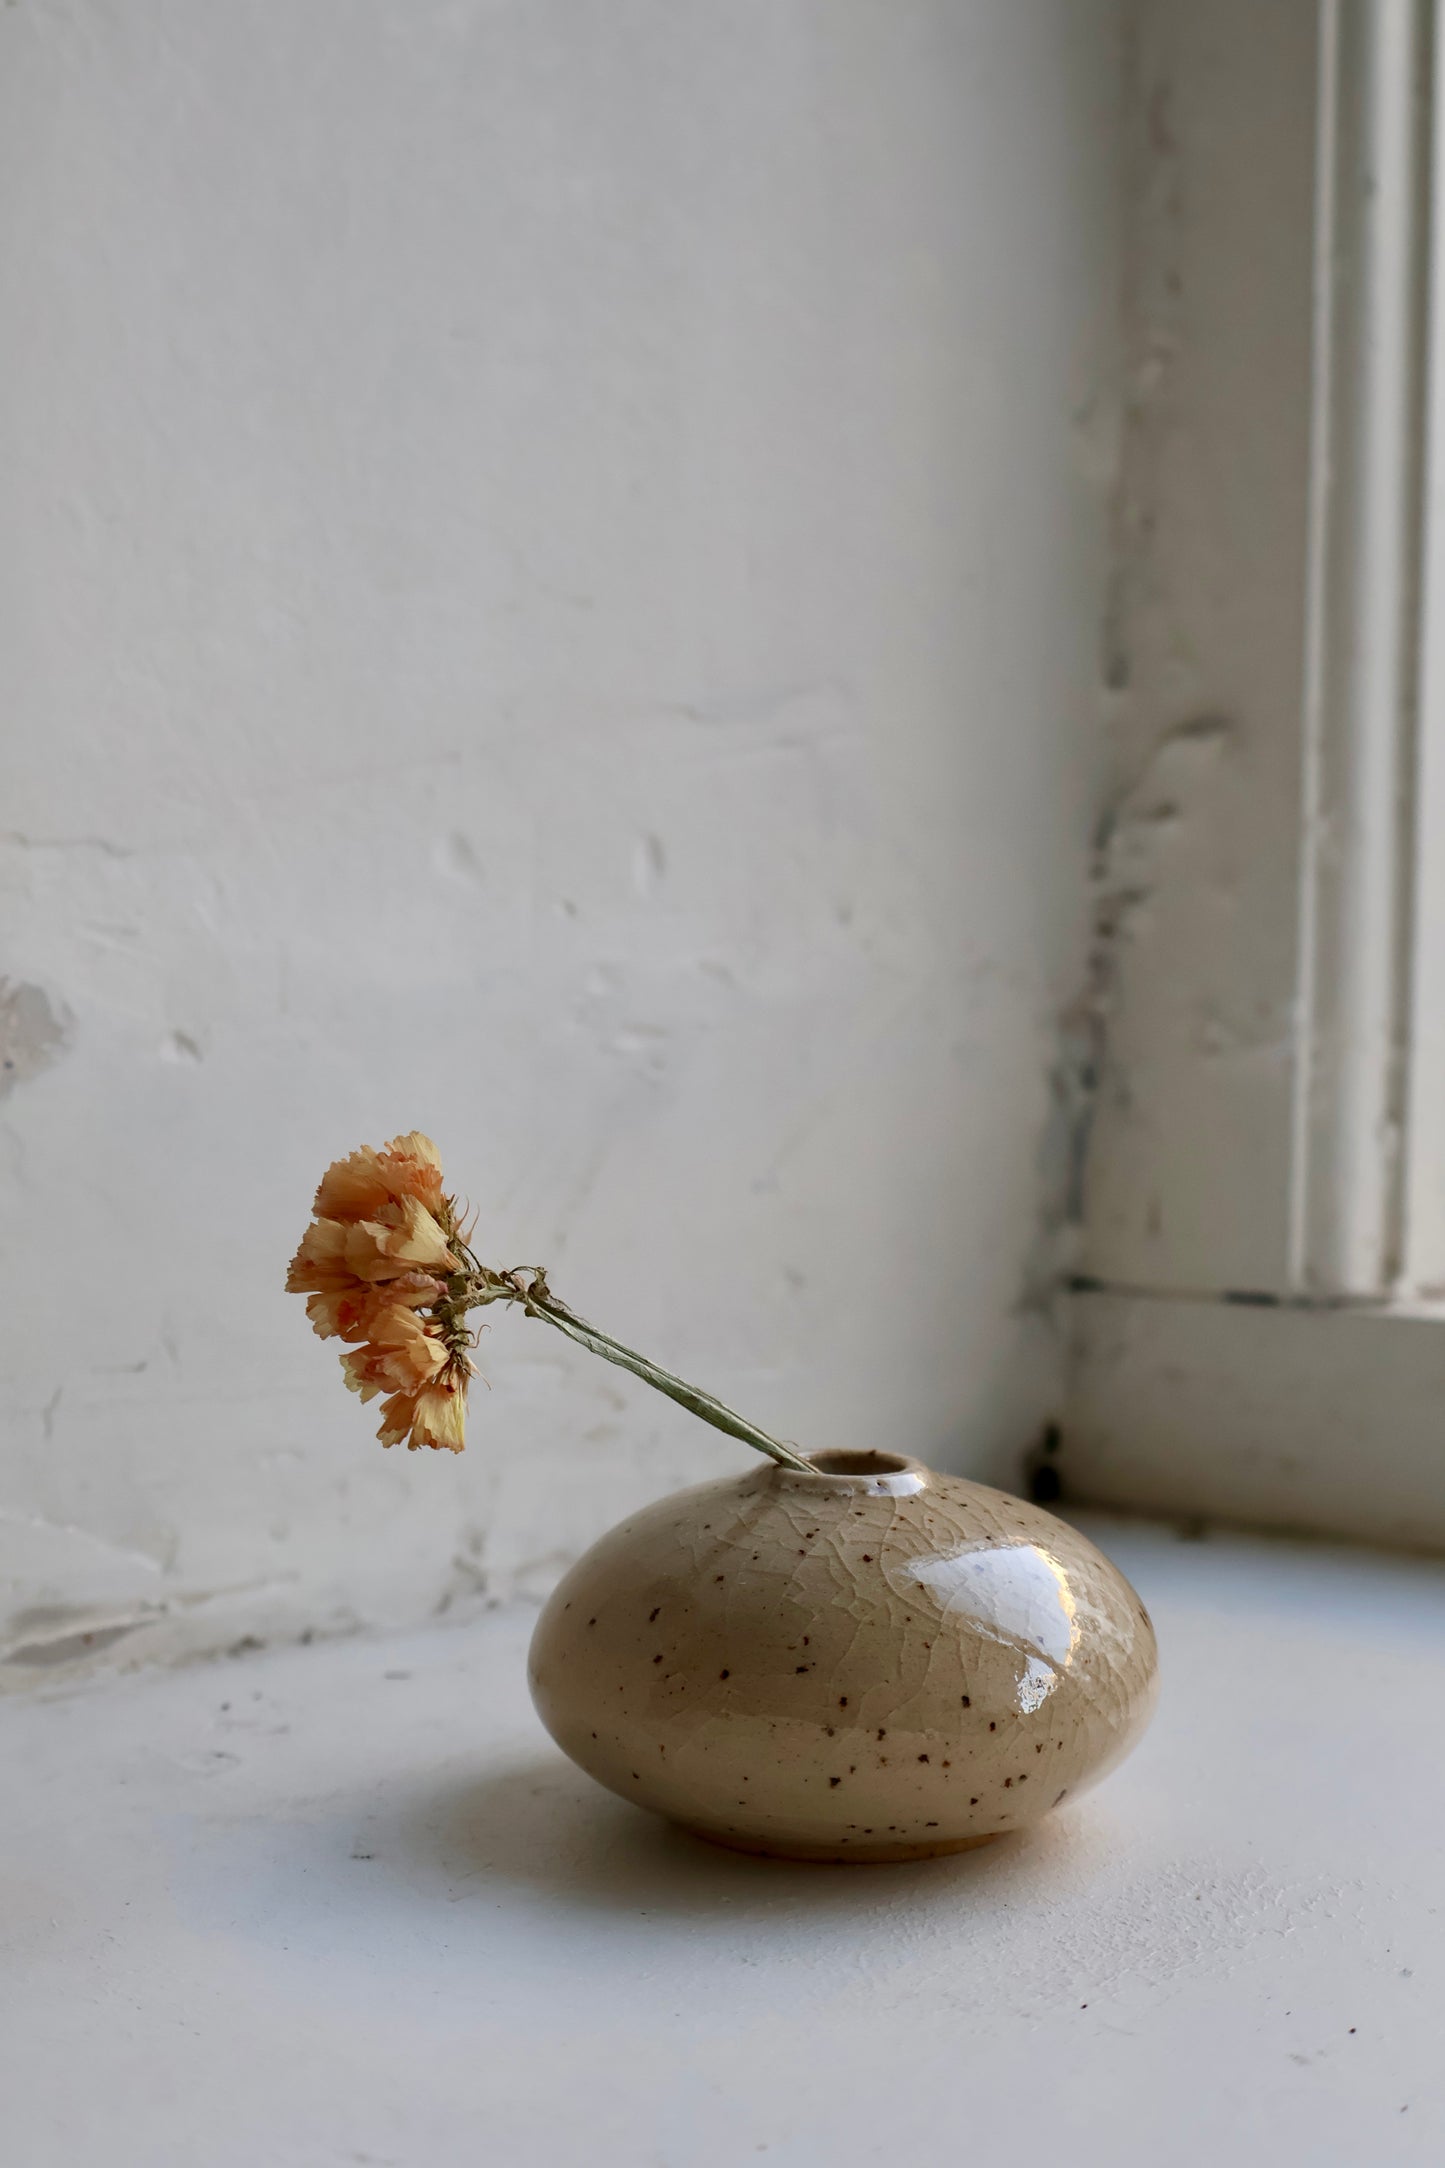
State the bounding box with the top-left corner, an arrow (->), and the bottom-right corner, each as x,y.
529,1450 -> 1158,1863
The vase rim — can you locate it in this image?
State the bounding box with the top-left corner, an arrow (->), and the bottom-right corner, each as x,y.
775,1449 -> 929,1496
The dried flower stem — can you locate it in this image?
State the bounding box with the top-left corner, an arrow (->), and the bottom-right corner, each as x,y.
525,1292 -> 813,1473
453,1262 -> 814,1473
289,1134 -> 815,1463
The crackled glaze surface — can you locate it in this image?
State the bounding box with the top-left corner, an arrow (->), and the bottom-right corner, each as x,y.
529,1452 -> 1158,1861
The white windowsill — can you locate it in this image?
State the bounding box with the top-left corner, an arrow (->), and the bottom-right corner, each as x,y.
6,1517 -> 1444,2166
1067,1290 -> 1445,1550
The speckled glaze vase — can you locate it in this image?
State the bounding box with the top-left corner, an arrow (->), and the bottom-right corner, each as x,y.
529,1450 -> 1158,1862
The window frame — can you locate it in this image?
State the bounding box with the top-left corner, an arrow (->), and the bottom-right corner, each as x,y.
1064,0 -> 1445,1545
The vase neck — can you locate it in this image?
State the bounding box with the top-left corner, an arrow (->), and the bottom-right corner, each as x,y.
769,1450 -> 929,1498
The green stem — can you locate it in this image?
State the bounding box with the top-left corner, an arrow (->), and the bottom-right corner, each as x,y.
512,1289 -> 814,1474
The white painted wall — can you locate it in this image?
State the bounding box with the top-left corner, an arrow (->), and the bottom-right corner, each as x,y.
0,1 -> 1120,1675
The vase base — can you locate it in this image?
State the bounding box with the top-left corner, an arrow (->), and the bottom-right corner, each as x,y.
682,1824 -> 1007,1865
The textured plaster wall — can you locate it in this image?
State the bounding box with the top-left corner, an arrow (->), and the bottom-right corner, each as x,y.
0,1 -> 1120,1678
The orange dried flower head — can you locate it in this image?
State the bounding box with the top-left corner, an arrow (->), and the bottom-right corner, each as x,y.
286,1133 -> 474,1452
314,1132 -> 446,1221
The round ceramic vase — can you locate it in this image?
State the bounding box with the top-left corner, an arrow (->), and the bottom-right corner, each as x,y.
529,1450 -> 1158,1862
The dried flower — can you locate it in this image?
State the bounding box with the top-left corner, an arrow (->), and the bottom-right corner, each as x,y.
286,1133 -> 472,1453
314,1131 -> 446,1221
287,1135 -> 814,1471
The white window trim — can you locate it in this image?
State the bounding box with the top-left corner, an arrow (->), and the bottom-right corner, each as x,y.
1295,0 -> 1431,1295
1065,0 -> 1445,1546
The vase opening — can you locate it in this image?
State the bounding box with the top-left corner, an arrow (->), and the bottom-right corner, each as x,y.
789,1450 -> 928,1494
806,1450 -> 912,1476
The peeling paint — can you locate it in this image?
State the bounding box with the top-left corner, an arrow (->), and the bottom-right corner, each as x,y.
1039,715 -> 1233,1282
0,979 -> 73,1097
5,1619 -> 147,1667
0,1509 -> 170,1575
1,1600 -> 163,1669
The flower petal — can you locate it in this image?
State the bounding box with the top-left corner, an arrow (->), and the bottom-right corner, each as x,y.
376,1390 -> 419,1448
285,1218 -> 360,1294
376,1133 -> 446,1212
314,1148 -> 392,1223
313,1135 -> 447,1223
343,1196 -> 458,1281
411,1380 -> 467,1453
